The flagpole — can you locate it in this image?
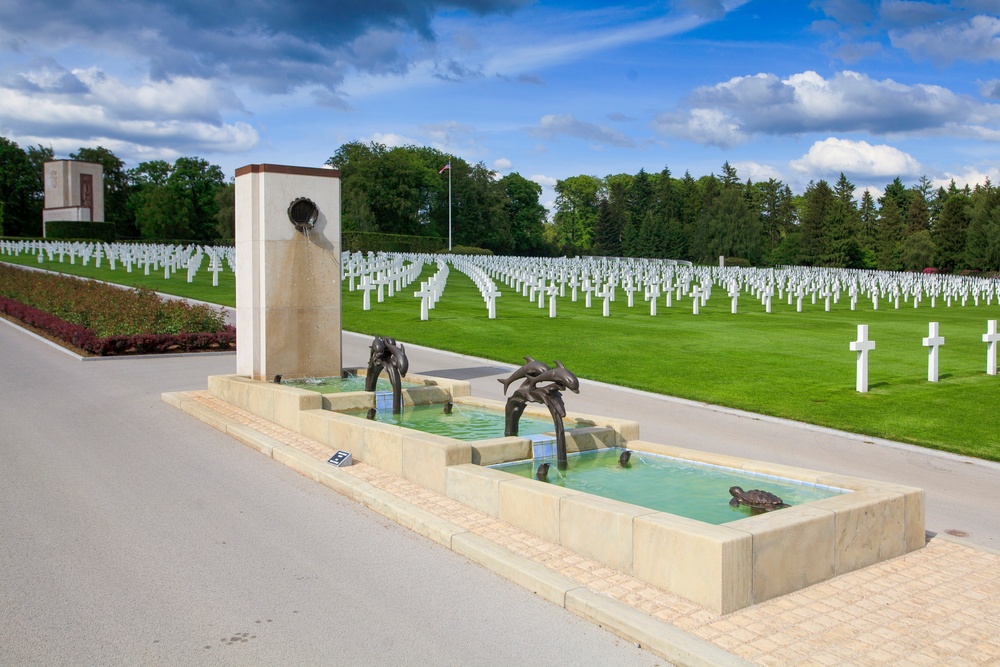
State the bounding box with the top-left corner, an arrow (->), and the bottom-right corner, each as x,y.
448,160 -> 452,251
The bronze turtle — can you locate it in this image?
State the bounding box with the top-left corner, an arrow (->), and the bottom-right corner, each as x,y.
728,486 -> 785,511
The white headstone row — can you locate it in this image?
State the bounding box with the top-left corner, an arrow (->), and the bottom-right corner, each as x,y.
382,254 -> 1000,321
0,240 -> 236,286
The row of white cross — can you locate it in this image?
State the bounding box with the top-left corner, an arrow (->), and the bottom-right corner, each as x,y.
850,320 -> 1000,392
344,253 -> 999,321
0,240 -> 235,286
449,256 -> 501,319
353,255 -> 426,311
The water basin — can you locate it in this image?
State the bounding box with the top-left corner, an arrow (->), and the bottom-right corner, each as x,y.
283,374 -> 420,394
345,403 -> 566,441
494,448 -> 848,525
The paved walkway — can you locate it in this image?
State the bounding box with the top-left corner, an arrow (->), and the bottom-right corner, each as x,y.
185,389 -> 1000,666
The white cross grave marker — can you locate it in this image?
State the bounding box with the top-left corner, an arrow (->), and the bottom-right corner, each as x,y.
485,287 -> 500,319
359,276 -> 376,311
984,320 -> 999,376
922,322 -> 945,383
414,282 -> 433,321
850,324 -> 876,393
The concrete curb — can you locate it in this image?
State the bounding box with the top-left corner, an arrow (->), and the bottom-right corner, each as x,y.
162,390 -> 752,667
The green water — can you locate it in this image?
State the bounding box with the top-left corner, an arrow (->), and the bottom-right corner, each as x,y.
494,449 -> 847,525
282,375 -> 419,394
345,403 -> 562,441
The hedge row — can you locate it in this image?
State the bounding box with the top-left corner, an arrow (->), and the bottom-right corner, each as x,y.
0,263 -> 226,337
0,295 -> 235,355
44,220 -> 117,242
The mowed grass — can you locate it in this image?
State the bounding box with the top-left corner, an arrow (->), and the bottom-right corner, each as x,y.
1,251 -> 236,307
343,264 -> 1000,462
6,252 -> 1000,460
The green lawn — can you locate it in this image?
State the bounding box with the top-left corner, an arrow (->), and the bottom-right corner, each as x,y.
5,252 -> 1000,461
0,250 -> 237,307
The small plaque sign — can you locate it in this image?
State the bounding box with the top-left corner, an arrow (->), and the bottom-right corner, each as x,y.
327,450 -> 353,467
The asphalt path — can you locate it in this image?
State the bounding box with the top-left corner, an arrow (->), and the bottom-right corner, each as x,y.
4,317 -> 999,666
0,322 -> 663,667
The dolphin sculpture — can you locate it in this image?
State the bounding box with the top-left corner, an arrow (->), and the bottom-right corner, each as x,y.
366,334 -> 410,414
500,357 -> 580,470
498,356 -> 550,394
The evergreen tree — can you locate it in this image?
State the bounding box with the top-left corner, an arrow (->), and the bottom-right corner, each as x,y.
798,180 -> 834,265
880,177 -> 911,231
720,161 -> 740,188
594,178 -> 628,257
933,194 -> 971,271
833,172 -> 855,205
825,174 -> 862,267
689,176 -> 718,262
678,171 -> 700,261
876,197 -> 905,270
653,166 -> 686,259
965,180 -> 1000,271
859,189 -> 878,267
901,230 -> 936,271
905,190 -> 930,235
824,199 -> 863,268
701,178 -> 760,264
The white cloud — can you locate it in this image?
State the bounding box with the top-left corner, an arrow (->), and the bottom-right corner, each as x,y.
493,157 -> 512,170
365,132 -> 418,147
654,70 -> 1000,145
890,15 -> 1000,63
652,108 -> 745,148
731,161 -> 783,183
530,113 -> 635,148
931,167 -> 1000,192
789,137 -> 922,179
0,66 -> 257,161
530,174 -> 558,187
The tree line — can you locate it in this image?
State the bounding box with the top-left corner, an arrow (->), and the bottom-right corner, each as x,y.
326,142 -> 548,255
0,136 -> 233,242
553,163 -> 1000,273
4,133 -> 997,271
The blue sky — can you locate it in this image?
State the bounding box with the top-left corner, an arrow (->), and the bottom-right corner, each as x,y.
2,0 -> 999,211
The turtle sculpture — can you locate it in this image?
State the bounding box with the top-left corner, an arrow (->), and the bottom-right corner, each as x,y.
728,486 -> 786,512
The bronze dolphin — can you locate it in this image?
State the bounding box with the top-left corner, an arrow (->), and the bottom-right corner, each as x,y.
498,356 -> 550,394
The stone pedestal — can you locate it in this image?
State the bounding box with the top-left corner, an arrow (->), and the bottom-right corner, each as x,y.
235,164 -> 342,381
42,160 -> 104,235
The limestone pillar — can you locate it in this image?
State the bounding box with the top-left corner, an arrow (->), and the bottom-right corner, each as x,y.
235,164 -> 342,381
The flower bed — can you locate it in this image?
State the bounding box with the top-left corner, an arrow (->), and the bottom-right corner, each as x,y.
0,264 -> 234,355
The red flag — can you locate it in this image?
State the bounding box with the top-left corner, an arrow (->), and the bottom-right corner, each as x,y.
439,162 -> 451,174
